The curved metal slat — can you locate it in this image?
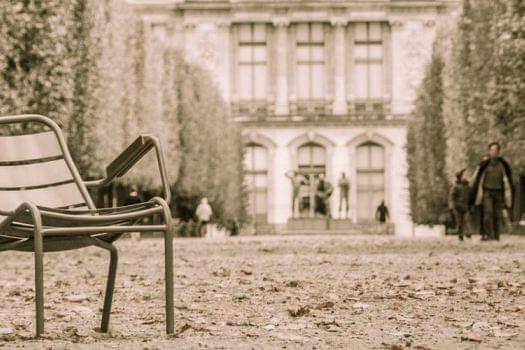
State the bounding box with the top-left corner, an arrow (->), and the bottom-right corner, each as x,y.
0,183 -> 85,212
0,159 -> 74,189
0,131 -> 62,162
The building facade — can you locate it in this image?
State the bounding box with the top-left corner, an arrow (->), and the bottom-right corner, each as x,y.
131,0 -> 460,235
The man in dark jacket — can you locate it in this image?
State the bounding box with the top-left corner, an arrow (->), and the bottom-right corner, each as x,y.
450,169 -> 471,241
469,142 -> 513,241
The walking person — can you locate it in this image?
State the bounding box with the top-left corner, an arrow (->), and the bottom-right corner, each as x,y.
469,142 -> 513,241
375,200 -> 390,223
338,172 -> 350,219
449,169 -> 471,241
196,197 -> 213,237
469,156 -> 488,239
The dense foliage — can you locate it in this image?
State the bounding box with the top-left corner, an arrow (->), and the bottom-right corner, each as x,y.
407,47 -> 449,225
408,0 -> 525,224
0,0 -> 247,231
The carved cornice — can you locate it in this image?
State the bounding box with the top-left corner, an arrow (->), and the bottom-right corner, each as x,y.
330,17 -> 348,27
272,18 -> 290,27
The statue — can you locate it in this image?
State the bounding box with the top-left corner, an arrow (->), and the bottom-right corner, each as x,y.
338,172 -> 350,219
285,170 -> 306,218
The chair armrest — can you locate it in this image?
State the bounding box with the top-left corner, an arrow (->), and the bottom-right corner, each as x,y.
84,135 -> 171,203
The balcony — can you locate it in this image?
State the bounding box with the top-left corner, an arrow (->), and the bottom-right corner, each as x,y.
232,99 -> 406,124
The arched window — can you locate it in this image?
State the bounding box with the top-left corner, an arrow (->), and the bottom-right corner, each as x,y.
297,142 -> 326,217
356,142 -> 385,221
244,143 -> 268,223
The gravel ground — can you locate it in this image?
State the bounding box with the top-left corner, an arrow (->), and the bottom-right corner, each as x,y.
1,234 -> 524,349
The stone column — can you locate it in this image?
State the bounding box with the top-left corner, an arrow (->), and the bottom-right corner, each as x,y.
273,20 -> 290,115
217,21 -> 232,104
331,19 -> 347,115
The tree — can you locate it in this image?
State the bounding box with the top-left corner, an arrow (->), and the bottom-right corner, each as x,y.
407,46 -> 449,225
0,0 -> 247,231
0,1 -> 76,131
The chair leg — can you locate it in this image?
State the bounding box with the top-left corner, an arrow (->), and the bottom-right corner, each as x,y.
34,231 -> 44,337
164,227 -> 174,334
94,240 -> 118,333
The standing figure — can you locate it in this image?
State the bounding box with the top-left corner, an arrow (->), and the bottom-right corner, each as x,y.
469,142 -> 513,241
286,171 -> 306,218
338,172 -> 350,219
449,169 -> 471,241
315,173 -> 333,218
375,200 -> 390,223
469,156 -> 489,239
196,197 -> 213,237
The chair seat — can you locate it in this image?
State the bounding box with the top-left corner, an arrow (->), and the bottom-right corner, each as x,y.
0,201 -> 165,252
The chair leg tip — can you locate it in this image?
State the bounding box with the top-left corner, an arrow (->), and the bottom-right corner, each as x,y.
94,327 -> 109,333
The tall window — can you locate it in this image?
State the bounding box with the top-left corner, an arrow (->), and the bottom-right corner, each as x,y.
297,143 -> 326,217
353,23 -> 384,103
296,23 -> 325,100
237,24 -> 268,101
356,142 -> 385,221
244,144 -> 268,223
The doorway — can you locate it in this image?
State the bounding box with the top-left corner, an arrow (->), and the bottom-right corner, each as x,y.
297,142 -> 326,218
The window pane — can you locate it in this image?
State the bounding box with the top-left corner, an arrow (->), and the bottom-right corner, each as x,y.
253,23 -> 266,42
238,24 -> 252,42
253,65 -> 267,99
238,65 -> 253,100
369,63 -> 383,99
311,64 -> 325,99
255,192 -> 267,214
357,193 -> 369,219
296,64 -> 310,99
311,146 -> 325,165
238,46 -> 252,62
354,63 -> 368,99
354,44 -> 368,60
354,23 -> 367,41
296,46 -> 310,61
369,23 -> 382,41
254,174 -> 267,187
357,174 -> 369,187
298,146 -> 311,166
370,145 -> 384,169
370,173 -> 384,187
311,46 -> 324,62
253,46 -> 267,62
253,146 -> 267,170
371,191 -> 384,213
356,146 -> 369,169
369,44 -> 383,60
311,23 -> 324,42
244,152 -> 253,171
296,23 -> 309,42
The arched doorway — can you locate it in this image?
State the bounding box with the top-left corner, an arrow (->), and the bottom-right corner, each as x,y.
244,143 -> 268,224
356,142 -> 385,222
297,142 -> 326,217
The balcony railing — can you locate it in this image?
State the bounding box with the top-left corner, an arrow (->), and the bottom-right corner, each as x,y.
231,100 -> 405,123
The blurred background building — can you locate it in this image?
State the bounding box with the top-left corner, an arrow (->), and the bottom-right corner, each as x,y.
130,0 -> 460,235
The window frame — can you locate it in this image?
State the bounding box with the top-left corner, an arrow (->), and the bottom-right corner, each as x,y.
295,22 -> 326,102
352,22 -> 385,104
236,23 -> 269,102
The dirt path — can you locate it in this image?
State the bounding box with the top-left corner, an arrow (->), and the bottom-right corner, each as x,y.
1,235 -> 524,349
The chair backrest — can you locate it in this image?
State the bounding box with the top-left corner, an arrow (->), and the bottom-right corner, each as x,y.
0,115 -> 95,213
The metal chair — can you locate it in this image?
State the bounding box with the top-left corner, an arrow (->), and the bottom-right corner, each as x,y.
0,114 -> 174,336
